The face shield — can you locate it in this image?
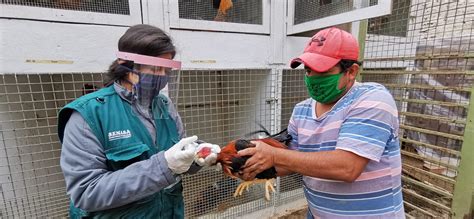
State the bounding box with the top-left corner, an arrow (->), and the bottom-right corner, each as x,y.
116,51 -> 181,106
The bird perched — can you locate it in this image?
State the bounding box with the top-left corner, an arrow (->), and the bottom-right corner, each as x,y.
196,129 -> 291,201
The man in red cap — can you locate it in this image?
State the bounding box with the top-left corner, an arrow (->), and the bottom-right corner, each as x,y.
238,27 -> 404,218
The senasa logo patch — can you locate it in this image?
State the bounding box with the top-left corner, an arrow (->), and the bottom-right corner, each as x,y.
108,130 -> 132,141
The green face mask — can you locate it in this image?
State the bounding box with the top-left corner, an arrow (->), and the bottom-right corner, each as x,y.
304,72 -> 346,104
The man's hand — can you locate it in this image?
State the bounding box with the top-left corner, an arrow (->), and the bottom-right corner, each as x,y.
194,143 -> 221,166
164,136 -> 199,174
238,140 -> 277,181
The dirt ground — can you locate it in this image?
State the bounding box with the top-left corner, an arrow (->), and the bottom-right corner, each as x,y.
271,205 -> 308,219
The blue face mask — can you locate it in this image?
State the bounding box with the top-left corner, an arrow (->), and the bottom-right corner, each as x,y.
121,65 -> 169,106
135,72 -> 169,105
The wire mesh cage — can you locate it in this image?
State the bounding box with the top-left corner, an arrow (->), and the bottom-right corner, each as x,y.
276,69 -> 307,209
280,69 -> 307,131
172,69 -> 275,218
169,69 -> 275,145
362,0 -> 474,218
293,0 -> 378,25
169,69 -> 306,218
178,0 -> 262,24
0,69 -> 308,218
0,73 -> 104,218
0,0 -> 130,14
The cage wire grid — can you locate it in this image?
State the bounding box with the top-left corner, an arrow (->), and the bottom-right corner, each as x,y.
169,69 -> 307,218
0,73 -> 105,218
178,0 -> 262,25
294,0 -> 379,25
362,0 -> 474,218
0,69 -> 308,218
1,0 -> 130,15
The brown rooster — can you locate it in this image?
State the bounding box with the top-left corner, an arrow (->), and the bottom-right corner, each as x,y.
197,129 -> 291,201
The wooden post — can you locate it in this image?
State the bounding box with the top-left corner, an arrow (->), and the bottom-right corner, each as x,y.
355,19 -> 367,82
451,87 -> 474,219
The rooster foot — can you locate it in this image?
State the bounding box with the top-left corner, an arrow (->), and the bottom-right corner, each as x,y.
233,178 -> 275,201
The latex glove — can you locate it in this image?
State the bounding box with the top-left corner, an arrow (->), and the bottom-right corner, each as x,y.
194,143 -> 221,166
164,136 -> 199,174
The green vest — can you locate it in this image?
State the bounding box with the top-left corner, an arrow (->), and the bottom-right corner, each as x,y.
58,86 -> 184,219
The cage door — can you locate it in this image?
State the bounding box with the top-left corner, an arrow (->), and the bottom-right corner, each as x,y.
287,0 -> 392,35
0,1 -> 142,26
168,0 -> 271,34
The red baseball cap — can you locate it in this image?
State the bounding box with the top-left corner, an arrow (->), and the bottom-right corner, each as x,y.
290,27 -> 359,72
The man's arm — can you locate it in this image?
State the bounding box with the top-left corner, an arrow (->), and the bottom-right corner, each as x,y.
275,167 -> 293,177
273,109 -> 299,177
240,143 -> 368,182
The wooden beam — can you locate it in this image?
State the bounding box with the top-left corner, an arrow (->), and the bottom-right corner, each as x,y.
451,87 -> 474,219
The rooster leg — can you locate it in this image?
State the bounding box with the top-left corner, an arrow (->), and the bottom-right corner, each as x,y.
233,178 -> 275,201
264,179 -> 276,201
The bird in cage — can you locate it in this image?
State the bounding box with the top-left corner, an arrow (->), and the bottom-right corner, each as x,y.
213,0 -> 233,22
196,127 -> 292,201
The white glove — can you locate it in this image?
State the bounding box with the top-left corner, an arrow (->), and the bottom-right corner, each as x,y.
194,143 -> 221,166
164,136 -> 199,174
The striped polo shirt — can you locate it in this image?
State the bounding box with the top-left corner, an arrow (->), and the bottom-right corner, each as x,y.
288,82 -> 404,218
